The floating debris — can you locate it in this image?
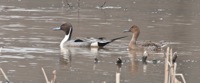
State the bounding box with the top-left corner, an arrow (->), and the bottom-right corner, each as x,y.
142,51 -> 148,64
172,52 -> 178,64
152,59 -> 158,64
116,57 -> 123,70
116,57 -> 122,65
96,6 -> 122,9
128,19 -> 132,22
94,58 -> 99,64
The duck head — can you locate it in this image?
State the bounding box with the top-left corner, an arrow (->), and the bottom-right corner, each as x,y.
124,25 -> 140,49
124,25 -> 140,40
53,23 -> 73,41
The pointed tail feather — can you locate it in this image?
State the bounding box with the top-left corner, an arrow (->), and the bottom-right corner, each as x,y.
98,36 -> 128,47
110,36 -> 128,42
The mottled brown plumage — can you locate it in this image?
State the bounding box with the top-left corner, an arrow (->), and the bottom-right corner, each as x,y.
124,25 -> 161,51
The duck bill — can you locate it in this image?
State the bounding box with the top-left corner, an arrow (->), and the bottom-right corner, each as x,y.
53,27 -> 61,31
123,29 -> 131,33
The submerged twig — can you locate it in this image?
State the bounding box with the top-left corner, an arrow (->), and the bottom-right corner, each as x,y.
0,67 -> 10,83
100,0 -> 107,8
65,0 -> 73,8
77,0 -> 80,9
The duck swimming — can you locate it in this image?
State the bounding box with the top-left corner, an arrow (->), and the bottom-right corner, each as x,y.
54,22 -> 127,48
124,25 -> 163,51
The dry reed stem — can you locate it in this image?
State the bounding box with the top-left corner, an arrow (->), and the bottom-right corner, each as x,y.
164,47 -> 169,83
164,47 -> 186,83
41,67 -> 50,83
0,67 -> 10,82
116,73 -> 120,83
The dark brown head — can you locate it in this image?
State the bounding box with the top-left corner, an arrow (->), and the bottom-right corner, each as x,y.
53,23 -> 73,40
53,23 -> 73,35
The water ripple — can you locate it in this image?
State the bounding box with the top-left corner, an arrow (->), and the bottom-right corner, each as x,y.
2,47 -> 58,53
0,55 -> 25,59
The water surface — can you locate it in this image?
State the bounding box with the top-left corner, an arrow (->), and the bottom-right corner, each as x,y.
0,0 -> 200,83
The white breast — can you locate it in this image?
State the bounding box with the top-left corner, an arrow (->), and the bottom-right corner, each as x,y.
90,42 -> 98,47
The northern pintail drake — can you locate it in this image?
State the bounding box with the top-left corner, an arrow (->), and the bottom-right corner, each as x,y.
54,23 -> 127,48
124,25 -> 163,51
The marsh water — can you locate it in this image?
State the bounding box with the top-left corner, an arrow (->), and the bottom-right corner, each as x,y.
0,0 -> 200,83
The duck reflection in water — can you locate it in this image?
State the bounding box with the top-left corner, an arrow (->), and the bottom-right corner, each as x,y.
59,47 -> 100,66
127,50 -> 139,73
59,47 -> 72,68
127,50 -> 152,73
